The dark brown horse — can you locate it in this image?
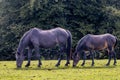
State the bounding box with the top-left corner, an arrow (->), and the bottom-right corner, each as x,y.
73,33 -> 117,67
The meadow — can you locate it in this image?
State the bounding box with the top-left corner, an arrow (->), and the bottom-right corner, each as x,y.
0,60 -> 120,80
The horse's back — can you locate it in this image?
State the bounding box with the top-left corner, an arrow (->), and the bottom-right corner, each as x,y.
29,28 -> 57,46
86,33 -> 116,46
30,27 -> 67,35
27,27 -> 69,48
87,33 -> 116,40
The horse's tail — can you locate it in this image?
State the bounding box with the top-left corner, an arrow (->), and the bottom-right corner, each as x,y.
114,36 -> 118,48
66,30 -> 72,60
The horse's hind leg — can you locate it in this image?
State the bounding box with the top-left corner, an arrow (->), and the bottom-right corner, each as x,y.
113,51 -> 117,65
106,51 -> 112,66
90,51 -> 94,66
55,46 -> 64,67
65,49 -> 70,66
25,48 -> 32,67
65,56 -> 70,66
34,47 -> 42,67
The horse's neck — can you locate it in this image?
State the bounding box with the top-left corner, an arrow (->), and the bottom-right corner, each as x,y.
17,30 -> 30,53
17,41 -> 26,54
17,45 -> 22,54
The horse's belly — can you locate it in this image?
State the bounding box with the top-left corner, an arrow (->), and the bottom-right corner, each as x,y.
94,45 -> 106,50
40,42 -> 57,48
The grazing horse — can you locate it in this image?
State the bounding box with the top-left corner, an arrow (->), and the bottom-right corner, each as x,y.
16,27 -> 72,68
73,33 -> 117,67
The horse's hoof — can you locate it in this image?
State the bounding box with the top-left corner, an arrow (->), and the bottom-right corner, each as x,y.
91,65 -> 94,67
55,64 -> 60,67
113,62 -> 117,66
55,65 -> 59,67
91,64 -> 94,67
91,62 -> 94,66
106,64 -> 109,66
113,63 -> 117,66
25,64 -> 30,67
114,64 -> 117,66
25,63 -> 30,67
38,65 -> 41,67
65,64 -> 68,66
38,64 -> 41,67
25,65 -> 29,67
37,63 -> 42,67
81,63 -> 85,66
73,65 -> 76,67
17,66 -> 21,68
65,63 -> 70,66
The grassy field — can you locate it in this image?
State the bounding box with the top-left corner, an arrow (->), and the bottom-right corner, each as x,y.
0,60 -> 120,80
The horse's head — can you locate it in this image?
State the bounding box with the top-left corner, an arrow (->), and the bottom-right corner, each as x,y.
73,51 -> 80,67
16,51 -> 25,68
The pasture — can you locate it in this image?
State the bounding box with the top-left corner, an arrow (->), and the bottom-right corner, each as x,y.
0,60 -> 120,80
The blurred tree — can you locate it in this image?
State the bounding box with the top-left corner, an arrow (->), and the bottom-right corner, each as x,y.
0,0 -> 120,60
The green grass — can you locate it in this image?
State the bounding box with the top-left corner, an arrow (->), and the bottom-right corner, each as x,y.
0,60 -> 120,80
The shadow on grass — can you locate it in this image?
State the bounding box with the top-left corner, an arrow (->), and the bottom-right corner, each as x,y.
73,65 -> 116,69
13,65 -> 117,71
13,66 -> 71,71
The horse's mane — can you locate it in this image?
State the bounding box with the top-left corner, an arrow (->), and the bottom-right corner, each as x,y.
17,29 -> 33,53
77,34 -> 89,44
20,29 -> 32,42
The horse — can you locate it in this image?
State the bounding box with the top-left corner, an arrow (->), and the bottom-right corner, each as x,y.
73,33 -> 117,67
16,27 -> 72,68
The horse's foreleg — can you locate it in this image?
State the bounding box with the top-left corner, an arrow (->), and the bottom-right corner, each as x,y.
81,52 -> 86,66
35,47 -> 42,67
90,51 -> 94,66
25,48 -> 32,67
55,47 -> 64,67
113,51 -> 117,65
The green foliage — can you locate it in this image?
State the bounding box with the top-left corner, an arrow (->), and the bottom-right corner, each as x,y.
0,60 -> 120,80
0,0 -> 120,60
